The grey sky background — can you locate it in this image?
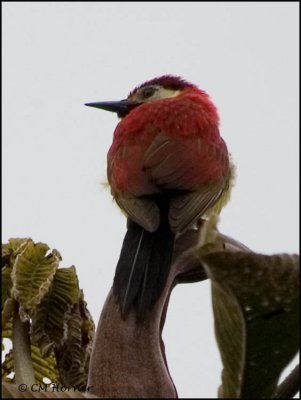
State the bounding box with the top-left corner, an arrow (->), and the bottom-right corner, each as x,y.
3,2 -> 299,397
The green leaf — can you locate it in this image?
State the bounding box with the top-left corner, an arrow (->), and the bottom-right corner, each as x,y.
78,290 -> 95,351
2,319 -> 13,340
54,290 -> 94,389
2,238 -> 29,254
12,241 -> 61,319
2,349 -> 15,382
31,267 -> 80,355
2,238 -> 33,311
2,267 -> 13,310
2,238 -> 32,268
2,345 -> 59,385
2,245 -> 11,268
55,302 -> 90,390
2,299 -> 14,329
200,251 -> 299,399
31,345 -> 59,384
6,238 -> 31,254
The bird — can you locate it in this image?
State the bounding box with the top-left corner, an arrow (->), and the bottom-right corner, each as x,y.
86,75 -> 235,320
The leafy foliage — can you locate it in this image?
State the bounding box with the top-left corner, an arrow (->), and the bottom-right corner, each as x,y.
11,240 -> 61,321
2,229 -> 299,399
199,250 -> 299,398
55,293 -> 94,390
31,266 -> 80,354
2,345 -> 59,385
1,238 -> 95,392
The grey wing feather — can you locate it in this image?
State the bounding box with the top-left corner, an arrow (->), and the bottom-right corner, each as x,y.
169,183 -> 224,234
115,197 -> 160,232
143,133 -> 197,190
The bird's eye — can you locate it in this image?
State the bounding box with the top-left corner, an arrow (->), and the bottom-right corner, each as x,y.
141,86 -> 157,99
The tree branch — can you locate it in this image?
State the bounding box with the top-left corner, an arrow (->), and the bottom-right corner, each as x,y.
88,224 -> 252,398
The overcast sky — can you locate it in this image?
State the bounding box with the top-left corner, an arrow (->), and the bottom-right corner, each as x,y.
3,2 -> 299,397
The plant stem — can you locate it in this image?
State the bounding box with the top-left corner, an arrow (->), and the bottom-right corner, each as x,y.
12,301 -> 35,386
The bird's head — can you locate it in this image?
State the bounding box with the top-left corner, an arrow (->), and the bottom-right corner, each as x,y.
85,75 -> 206,118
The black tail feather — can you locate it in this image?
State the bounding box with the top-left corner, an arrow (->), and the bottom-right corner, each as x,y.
137,219 -> 175,316
113,211 -> 175,319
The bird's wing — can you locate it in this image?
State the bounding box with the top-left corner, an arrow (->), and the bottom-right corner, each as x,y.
115,197 -> 160,233
143,133 -> 197,190
143,132 -> 230,233
168,183 -> 225,233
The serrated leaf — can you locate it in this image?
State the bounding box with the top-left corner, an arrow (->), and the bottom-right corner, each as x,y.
2,319 -> 13,340
200,251 -> 299,399
55,303 -> 89,390
51,290 -> 94,390
2,238 -> 32,268
7,238 -> 32,254
1,345 -> 59,385
2,238 -> 33,311
2,246 -> 11,268
2,243 -> 11,259
2,299 -> 14,328
2,267 -> 13,310
31,267 -> 80,354
31,345 -> 59,384
2,349 -> 14,382
12,242 -> 61,318
78,290 -> 95,350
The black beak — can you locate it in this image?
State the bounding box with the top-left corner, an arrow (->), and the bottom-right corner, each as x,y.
85,99 -> 137,118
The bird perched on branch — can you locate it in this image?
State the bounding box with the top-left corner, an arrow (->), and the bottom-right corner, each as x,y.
86,75 -> 234,320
